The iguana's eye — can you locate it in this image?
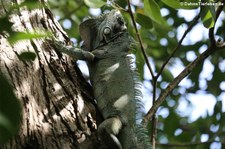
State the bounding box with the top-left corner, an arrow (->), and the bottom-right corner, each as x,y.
103,27 -> 111,35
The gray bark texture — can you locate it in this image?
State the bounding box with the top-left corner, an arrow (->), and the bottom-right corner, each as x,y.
0,0 -> 104,148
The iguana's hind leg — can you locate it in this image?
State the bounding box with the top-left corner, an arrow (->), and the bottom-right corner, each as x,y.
98,117 -> 123,149
118,125 -> 137,149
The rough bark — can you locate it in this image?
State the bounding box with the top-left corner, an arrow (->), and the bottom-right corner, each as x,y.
0,0 -> 103,148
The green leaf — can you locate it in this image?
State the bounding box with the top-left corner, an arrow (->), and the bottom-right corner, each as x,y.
207,65 -> 223,96
20,0 -> 39,9
84,0 -> 106,8
161,0 -> 199,9
155,61 -> 174,82
144,0 -> 167,25
200,0 -> 216,28
162,68 -> 174,82
135,13 -> 152,29
135,48 -> 145,81
0,113 -> 15,135
214,100 -> 222,114
19,52 -> 36,61
0,73 -> 22,144
152,21 -> 171,36
8,32 -> 49,44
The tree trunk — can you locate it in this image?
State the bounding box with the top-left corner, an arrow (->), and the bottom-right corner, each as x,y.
0,0 -> 104,148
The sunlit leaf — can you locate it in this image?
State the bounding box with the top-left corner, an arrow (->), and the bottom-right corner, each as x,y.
8,31 -> 50,44
20,0 -> 39,9
144,0 -> 167,25
200,0 -> 216,28
161,0 -> 199,9
135,13 -> 152,29
84,0 -> 106,8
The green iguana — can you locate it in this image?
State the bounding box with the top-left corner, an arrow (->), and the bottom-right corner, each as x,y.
52,10 -> 148,149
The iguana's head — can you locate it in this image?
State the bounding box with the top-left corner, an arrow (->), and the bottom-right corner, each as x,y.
79,10 -> 127,51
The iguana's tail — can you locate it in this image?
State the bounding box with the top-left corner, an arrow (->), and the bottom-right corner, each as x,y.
127,54 -> 152,149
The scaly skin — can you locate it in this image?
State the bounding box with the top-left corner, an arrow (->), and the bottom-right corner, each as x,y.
89,32 -> 137,149
80,10 -> 137,149
54,10 -> 138,149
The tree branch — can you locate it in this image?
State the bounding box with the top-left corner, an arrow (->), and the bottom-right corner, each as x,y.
144,45 -> 224,123
156,14 -> 200,79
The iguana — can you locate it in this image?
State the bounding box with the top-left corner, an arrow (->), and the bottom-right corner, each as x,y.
52,9 -> 147,149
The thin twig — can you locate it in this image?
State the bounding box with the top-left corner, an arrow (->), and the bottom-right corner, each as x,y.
126,0 -> 155,78
156,14 -> 200,80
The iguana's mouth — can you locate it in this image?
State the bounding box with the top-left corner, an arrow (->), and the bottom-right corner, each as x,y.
107,31 -> 124,43
95,31 -> 125,49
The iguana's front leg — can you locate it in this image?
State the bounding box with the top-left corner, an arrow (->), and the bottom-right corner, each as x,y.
91,48 -> 108,59
52,41 -> 123,148
52,40 -> 95,61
